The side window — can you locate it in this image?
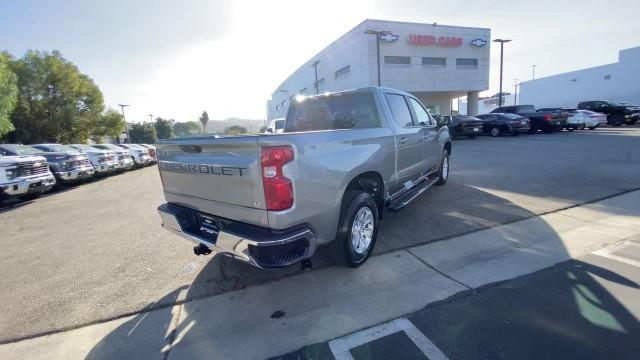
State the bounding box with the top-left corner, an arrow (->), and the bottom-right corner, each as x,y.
408,97 -> 434,126
385,94 -> 414,127
503,106 -> 515,113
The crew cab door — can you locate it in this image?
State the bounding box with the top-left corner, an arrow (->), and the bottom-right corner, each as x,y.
384,92 -> 426,191
406,96 -> 440,173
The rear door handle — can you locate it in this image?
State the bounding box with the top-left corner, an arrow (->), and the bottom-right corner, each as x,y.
398,137 -> 408,144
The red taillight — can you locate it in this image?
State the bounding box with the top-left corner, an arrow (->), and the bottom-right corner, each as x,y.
261,146 -> 294,211
544,114 -> 553,121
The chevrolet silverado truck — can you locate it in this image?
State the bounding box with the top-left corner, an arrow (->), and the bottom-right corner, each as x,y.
68,144 -> 122,173
492,105 -> 567,133
0,153 -> 56,202
115,144 -> 152,166
29,144 -> 96,183
157,87 -> 451,269
89,144 -> 134,171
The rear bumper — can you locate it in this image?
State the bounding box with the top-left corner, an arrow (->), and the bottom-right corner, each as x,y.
158,203 -> 317,268
509,125 -> 530,133
1,174 -> 56,197
134,155 -> 151,165
460,126 -> 482,135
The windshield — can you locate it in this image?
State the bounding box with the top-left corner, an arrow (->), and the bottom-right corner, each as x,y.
285,92 -> 381,132
0,144 -> 45,156
606,101 -> 620,106
45,144 -> 79,153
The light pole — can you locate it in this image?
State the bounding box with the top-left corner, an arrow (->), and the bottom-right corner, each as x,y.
117,104 -> 131,143
365,30 -> 391,87
311,61 -> 320,94
493,39 -> 511,108
513,79 -> 519,105
531,64 -> 537,80
148,114 -> 153,123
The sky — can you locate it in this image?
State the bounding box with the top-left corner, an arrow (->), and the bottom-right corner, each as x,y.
1,0 -> 638,122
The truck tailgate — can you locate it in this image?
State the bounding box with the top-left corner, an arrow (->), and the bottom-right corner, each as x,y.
157,136 -> 266,210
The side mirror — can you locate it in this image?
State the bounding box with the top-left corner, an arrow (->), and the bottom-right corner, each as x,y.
266,128 -> 273,133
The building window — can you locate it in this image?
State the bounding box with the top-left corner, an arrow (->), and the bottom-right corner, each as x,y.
456,58 -> 478,68
422,57 -> 446,66
384,56 -> 411,65
604,74 -> 612,80
335,65 -> 350,79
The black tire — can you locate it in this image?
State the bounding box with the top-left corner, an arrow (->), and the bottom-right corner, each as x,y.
435,150 -> 450,185
610,113 -> 624,126
333,191 -> 379,267
511,131 -> 519,136
19,192 -> 42,201
527,127 -> 537,134
467,134 -> 476,139
567,127 -> 574,132
588,126 -> 597,130
543,127 -> 553,134
490,126 -> 501,137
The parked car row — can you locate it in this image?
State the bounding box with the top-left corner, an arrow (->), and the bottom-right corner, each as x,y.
0,143 -> 156,203
436,103 -> 616,139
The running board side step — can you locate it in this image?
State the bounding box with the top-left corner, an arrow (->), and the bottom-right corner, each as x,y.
387,178 -> 437,212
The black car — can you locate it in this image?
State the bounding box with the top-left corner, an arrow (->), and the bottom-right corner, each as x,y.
439,115 -> 483,139
492,105 -> 567,133
537,108 -> 579,130
476,113 -> 531,137
577,100 -> 640,125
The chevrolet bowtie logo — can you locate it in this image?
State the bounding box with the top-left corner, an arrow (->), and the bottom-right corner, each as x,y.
380,33 -> 399,42
471,38 -> 487,47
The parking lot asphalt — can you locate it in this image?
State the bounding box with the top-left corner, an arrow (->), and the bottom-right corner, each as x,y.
1,127 -> 640,343
275,241 -> 640,360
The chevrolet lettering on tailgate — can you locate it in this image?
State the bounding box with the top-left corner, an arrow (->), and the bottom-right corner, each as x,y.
158,160 -> 247,176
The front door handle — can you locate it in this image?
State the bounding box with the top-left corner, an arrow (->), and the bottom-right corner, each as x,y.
398,137 -> 408,144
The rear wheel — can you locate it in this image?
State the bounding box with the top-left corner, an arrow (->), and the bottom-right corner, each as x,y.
491,126 -> 501,137
466,134 -> 476,139
588,126 -> 597,130
333,191 -> 379,267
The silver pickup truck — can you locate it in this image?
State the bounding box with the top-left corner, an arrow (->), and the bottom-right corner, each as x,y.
157,87 -> 451,269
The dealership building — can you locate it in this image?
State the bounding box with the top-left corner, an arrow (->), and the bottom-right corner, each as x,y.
519,46 -> 640,108
267,19 -> 491,120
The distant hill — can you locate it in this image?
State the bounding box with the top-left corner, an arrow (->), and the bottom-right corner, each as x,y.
205,118 -> 266,133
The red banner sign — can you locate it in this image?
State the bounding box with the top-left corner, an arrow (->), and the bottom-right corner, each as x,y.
408,34 -> 463,47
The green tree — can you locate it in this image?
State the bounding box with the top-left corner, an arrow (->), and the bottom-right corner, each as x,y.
154,117 -> 173,139
173,121 -> 201,137
199,111 -> 209,132
224,125 -> 247,135
0,52 -> 18,137
10,50 -> 104,143
129,123 -> 157,143
90,108 -> 124,143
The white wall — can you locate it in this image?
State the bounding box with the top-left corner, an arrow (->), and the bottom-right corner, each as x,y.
267,19 -> 491,120
519,46 -> 640,108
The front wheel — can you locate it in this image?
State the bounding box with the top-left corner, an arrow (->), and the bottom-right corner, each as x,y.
588,126 -> 597,130
19,192 -> 43,201
333,191 -> 379,267
436,150 -> 450,185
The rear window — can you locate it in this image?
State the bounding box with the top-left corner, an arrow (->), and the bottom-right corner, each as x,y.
274,119 -> 285,130
285,92 -> 381,132
501,113 -> 524,120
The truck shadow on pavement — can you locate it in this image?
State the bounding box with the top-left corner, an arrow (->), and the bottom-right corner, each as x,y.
84,185 -> 640,359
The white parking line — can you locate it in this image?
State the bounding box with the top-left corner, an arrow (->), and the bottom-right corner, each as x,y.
328,317 -> 449,360
593,242 -> 640,268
